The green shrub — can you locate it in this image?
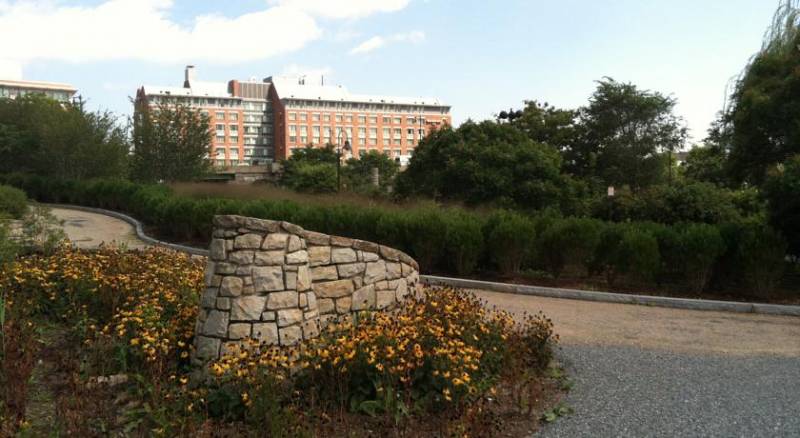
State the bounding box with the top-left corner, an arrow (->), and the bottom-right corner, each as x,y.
0,185 -> 27,219
537,217 -> 602,278
444,212 -> 485,276
730,221 -> 787,298
679,224 -> 726,292
406,207 -> 449,272
618,228 -> 661,283
484,210 -> 536,275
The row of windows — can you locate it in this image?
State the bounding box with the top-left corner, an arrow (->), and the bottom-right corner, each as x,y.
287,136 -> 418,147
288,112 -> 428,125
283,99 -> 448,115
287,126 -> 424,138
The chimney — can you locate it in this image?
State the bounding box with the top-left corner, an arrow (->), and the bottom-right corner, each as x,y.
184,65 -> 196,88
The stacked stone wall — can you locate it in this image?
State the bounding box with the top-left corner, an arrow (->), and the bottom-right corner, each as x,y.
193,215 -> 419,364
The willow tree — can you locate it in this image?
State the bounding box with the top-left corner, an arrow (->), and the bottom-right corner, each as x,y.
724,0 -> 800,185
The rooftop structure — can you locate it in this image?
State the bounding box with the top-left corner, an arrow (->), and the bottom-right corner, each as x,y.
0,79 -> 77,103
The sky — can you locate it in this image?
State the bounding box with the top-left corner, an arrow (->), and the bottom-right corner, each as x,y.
0,0 -> 783,142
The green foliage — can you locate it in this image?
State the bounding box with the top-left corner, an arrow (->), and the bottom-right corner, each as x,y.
344,150 -> 399,194
679,224 -> 726,292
511,100 -> 580,151
0,94 -> 129,179
570,78 -> 687,190
443,212 -> 485,276
763,154 -> 800,256
405,207 -> 449,271
395,122 -> 584,212
484,211 -> 537,275
680,144 -> 730,186
282,161 -> 337,194
724,1 -> 800,184
131,101 -> 211,183
591,224 -> 660,285
0,185 -> 27,219
537,218 -> 603,278
724,220 -> 787,298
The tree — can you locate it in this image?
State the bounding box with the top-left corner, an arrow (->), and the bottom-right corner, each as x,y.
763,154 -> 800,256
511,100 -> 580,153
681,143 -> 729,186
724,0 -> 800,185
0,94 -> 129,179
281,145 -> 338,193
572,78 -> 688,190
131,100 -> 211,182
344,150 -> 399,193
395,121 -> 585,212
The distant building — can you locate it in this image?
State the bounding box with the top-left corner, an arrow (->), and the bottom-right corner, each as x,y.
135,66 -> 451,166
0,79 -> 77,103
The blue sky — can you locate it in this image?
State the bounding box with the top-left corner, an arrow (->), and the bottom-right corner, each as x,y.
0,0 -> 781,142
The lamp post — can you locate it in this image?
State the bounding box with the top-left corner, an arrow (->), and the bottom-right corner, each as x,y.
337,129 -> 351,192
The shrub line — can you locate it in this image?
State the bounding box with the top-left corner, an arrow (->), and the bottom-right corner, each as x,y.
46,203 -> 800,318
420,275 -> 800,317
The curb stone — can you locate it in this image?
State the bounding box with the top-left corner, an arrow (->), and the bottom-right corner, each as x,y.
45,204 -> 800,318
420,275 -> 800,317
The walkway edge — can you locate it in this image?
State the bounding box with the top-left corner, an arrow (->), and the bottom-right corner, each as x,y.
46,204 -> 800,317
420,275 -> 800,317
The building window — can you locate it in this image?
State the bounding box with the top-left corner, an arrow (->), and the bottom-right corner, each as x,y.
216,111 -> 225,120
369,116 -> 377,124
382,127 -> 390,139
312,126 -> 320,136
345,115 -> 353,123
301,136 -> 308,144
215,135 -> 225,143
394,149 -> 402,157
312,113 -> 320,121
230,136 -> 239,144
288,112 -> 296,121
369,128 -> 378,139
313,137 -> 320,144
393,117 -> 402,124
323,114 -> 331,122
215,124 -> 224,132
407,128 -> 415,139
335,114 -> 343,123
393,128 -> 402,139
369,138 -> 377,146
299,113 -> 307,121
230,125 -> 239,133
300,126 -> 308,136
382,116 -> 391,124
358,128 -> 366,140
358,115 -> 366,124
382,138 -> 390,146
229,113 -> 239,121
407,117 -> 415,124
393,138 -> 401,145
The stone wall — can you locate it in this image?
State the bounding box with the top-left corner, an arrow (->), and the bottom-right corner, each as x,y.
193,215 -> 420,365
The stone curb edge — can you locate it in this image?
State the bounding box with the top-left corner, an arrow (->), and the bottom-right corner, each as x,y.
420,275 -> 800,317
45,204 -> 800,318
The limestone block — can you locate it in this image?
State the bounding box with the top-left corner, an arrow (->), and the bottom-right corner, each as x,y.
202,310 -> 229,337
254,250 -> 285,266
304,231 -> 330,245
331,247 -> 357,263
297,265 -> 312,291
362,251 -> 379,262
386,263 -> 402,280
306,291 -> 318,310
201,288 -> 217,308
376,290 -> 395,309
318,298 -> 335,314
313,279 -> 355,298
302,320 -> 319,339
231,296 -> 267,321
253,323 -> 279,345
253,266 -> 284,292
219,276 -> 244,297
204,262 -> 216,286
215,262 -> 237,274
308,246 -> 331,267
285,271 -> 297,290
286,250 -> 309,265
277,309 -> 304,327
209,239 -> 226,261
261,311 -> 276,322
195,336 -> 221,360
262,233 -> 289,250
234,233 -> 263,249
379,245 -> 401,261
401,263 -> 413,276
299,293 -> 307,308
287,235 -> 303,252
364,260 -> 387,284
266,291 -> 299,309
229,251 -> 255,265
216,297 -> 231,310
279,325 -> 303,345
210,275 -> 222,287
337,262 -> 366,278
336,297 -> 352,314
396,280 -> 409,302
330,235 -> 355,247
228,323 -> 251,340
351,284 -> 376,311
311,266 -> 338,281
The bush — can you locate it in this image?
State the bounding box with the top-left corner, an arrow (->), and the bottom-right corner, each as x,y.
763,154 -> 800,257
484,211 -> 537,275
679,224 -> 726,292
537,217 -> 602,278
729,221 -> 787,298
406,207 -> 449,272
443,212 -> 485,276
591,224 -> 660,285
0,185 -> 27,219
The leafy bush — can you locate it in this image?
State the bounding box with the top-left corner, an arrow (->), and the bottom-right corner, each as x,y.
729,221 -> 787,298
679,224 -> 726,292
406,207 -> 449,272
484,211 -> 537,275
443,212 -> 485,276
537,217 -> 602,278
763,154 -> 800,256
0,185 -> 27,219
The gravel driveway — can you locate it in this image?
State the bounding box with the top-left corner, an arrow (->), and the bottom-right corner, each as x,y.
50,206 -> 800,437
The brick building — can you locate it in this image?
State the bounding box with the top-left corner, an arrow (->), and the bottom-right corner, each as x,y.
136,67 -> 450,166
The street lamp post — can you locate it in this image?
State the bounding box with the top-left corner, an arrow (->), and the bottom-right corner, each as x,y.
336,129 -> 351,192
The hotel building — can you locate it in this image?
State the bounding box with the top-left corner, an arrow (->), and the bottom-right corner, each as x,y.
0,79 -> 77,103
136,67 -> 450,166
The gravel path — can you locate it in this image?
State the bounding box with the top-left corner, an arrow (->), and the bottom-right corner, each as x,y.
49,206 -> 800,437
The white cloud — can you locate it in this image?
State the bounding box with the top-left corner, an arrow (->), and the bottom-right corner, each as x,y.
349,30 -> 425,55
0,0 -> 412,78
271,0 -> 410,20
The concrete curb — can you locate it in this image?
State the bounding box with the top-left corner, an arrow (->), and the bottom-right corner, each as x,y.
420,275 -> 800,317
46,204 -> 800,318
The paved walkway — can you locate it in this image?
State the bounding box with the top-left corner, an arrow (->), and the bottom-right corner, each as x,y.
50,206 -> 800,437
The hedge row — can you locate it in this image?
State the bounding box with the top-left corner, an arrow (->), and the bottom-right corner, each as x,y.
1,173 -> 788,298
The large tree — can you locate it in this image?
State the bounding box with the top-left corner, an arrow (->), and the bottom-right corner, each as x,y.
724,0 -> 800,185
0,94 -> 129,179
395,121 -> 585,212
572,78 -> 687,190
344,150 -> 399,193
281,145 -> 338,193
131,101 -> 211,182
763,154 -> 800,256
